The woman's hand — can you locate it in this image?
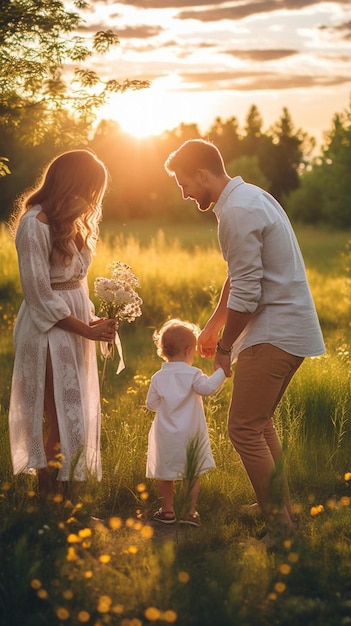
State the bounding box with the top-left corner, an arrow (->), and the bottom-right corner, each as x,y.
55,315 -> 118,341
89,318 -> 117,342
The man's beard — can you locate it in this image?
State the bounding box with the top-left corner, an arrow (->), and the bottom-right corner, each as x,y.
195,190 -> 212,212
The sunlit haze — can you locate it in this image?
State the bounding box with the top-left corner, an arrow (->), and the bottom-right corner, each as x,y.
88,0 -> 351,145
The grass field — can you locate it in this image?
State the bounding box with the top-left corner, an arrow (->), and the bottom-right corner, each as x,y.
0,220 -> 351,626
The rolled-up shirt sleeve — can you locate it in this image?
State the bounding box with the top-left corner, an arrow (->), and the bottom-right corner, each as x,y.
218,206 -> 263,313
15,216 -> 72,333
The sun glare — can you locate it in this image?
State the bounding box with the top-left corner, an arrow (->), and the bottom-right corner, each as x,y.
98,87 -> 175,139
97,76 -> 196,139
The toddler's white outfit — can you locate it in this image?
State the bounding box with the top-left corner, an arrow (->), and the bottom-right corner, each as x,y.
146,362 -> 225,480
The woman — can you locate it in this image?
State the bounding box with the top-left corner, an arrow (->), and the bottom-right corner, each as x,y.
8,149 -> 116,502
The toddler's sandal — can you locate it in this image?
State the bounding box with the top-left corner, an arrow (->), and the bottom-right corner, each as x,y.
153,508 -> 176,524
179,511 -> 201,527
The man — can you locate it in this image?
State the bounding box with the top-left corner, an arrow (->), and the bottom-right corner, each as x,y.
164,139 -> 325,546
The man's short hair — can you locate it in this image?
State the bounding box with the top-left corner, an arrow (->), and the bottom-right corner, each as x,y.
164,139 -> 225,177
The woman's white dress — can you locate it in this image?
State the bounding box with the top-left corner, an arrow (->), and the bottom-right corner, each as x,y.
145,362 -> 226,480
9,206 -> 102,481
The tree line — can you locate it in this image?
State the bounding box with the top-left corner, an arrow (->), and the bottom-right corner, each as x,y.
1,101 -> 351,227
1,1 -> 351,227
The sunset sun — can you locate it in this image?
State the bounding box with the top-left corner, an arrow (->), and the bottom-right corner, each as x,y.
98,86 -> 175,139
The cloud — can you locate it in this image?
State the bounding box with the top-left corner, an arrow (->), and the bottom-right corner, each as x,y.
226,49 -> 298,61
116,25 -> 163,38
79,23 -> 163,39
176,0 -> 350,23
102,0 -> 349,10
176,69 -> 351,91
112,0 -> 223,7
320,19 -> 351,40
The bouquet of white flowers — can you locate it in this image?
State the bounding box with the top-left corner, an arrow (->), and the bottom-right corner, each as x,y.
94,261 -> 143,388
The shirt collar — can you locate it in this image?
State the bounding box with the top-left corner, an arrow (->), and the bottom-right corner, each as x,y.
213,176 -> 244,219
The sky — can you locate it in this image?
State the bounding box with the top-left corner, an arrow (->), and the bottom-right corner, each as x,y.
82,0 -> 351,145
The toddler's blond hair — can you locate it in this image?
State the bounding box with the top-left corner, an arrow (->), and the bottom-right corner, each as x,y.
153,318 -> 200,360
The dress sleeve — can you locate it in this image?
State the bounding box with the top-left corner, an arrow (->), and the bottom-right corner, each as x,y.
192,367 -> 226,396
145,377 -> 161,411
15,215 -> 72,332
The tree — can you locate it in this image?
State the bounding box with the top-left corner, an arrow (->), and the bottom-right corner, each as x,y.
318,103 -> 351,226
286,96 -> 351,227
284,165 -> 325,225
258,108 -> 314,201
226,155 -> 269,190
0,0 -> 149,165
207,116 -> 241,164
241,104 -> 264,156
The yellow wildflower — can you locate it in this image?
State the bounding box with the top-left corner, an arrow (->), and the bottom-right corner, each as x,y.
288,552 -> 299,563
267,592 -> 277,601
77,610 -> 90,622
53,493 -> 64,503
163,609 -> 177,623
178,571 -> 190,583
99,554 -> 111,564
144,606 -> 161,621
274,582 -> 286,594
56,607 -> 70,620
109,517 -> 123,530
310,504 -> 324,516
141,525 -> 154,539
97,595 -> 112,613
66,547 -> 78,561
136,483 -> 146,492
48,460 -> 62,469
30,579 -> 42,589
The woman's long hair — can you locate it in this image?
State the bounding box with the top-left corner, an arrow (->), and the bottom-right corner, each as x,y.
10,149 -> 109,263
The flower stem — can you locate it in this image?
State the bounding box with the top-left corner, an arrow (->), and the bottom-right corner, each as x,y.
101,355 -> 108,395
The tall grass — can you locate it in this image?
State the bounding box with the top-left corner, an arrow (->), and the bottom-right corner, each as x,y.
1,220 -> 351,626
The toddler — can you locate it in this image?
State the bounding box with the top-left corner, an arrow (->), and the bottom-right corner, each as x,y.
145,318 -> 226,526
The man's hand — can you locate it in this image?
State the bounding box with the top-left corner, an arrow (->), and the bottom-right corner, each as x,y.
197,326 -> 218,358
214,352 -> 232,377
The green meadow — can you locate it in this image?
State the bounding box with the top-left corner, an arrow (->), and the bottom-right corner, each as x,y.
0,220 -> 351,626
